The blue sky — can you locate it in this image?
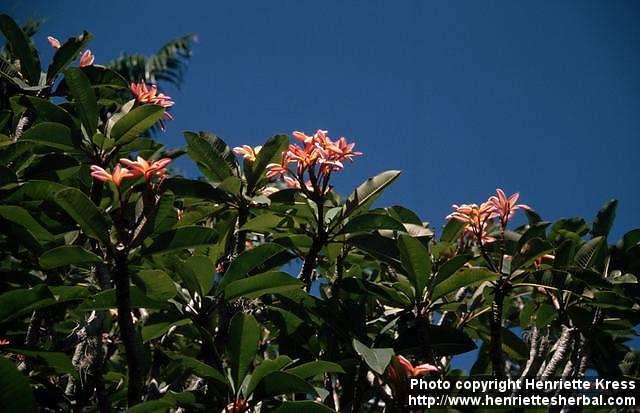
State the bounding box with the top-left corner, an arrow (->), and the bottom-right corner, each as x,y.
11,0 -> 639,239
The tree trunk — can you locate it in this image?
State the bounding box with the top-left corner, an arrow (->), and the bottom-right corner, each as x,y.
489,284 -> 506,378
114,254 -> 143,406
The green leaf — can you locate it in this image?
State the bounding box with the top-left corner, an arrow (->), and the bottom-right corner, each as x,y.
21,122 -> 75,151
500,328 -> 529,362
7,349 -> 75,375
428,325 -> 477,355
245,134 -> 288,191
0,285 -> 53,323
142,319 -> 191,342
64,68 -> 98,135
220,243 -> 288,288
352,339 -> 394,375
244,355 -> 293,397
162,177 -> 229,202
397,234 -> 431,298
434,254 -> 472,285
225,271 -> 302,300
591,199 -> 618,238
395,324 -> 477,356
184,131 -> 237,182
165,353 -> 228,384
0,357 -> 36,412
347,233 -> 402,267
22,96 -> 74,125
227,313 -> 260,391
176,255 -> 215,297
136,269 -> 177,301
127,400 -> 172,413
511,238 -> 554,271
592,291 -> 634,310
47,31 -> 93,81
127,391 -> 196,413
272,401 -> 336,413
286,360 -> 345,379
338,213 -> 405,235
54,187 -> 111,243
79,287 -> 166,310
39,245 -> 102,269
0,13 -> 41,84
141,226 -> 218,255
440,219 -> 465,243
253,371 -> 316,397
110,104 -> 165,144
342,170 -> 401,218
0,205 -> 54,242
431,267 -> 498,301
0,141 -> 31,165
239,213 -> 284,232
575,237 -> 605,270
4,180 -> 67,202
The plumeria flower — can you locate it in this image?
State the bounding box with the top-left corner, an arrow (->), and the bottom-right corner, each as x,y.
386,355 -> 439,396
129,82 -> 175,108
90,164 -> 135,187
326,136 -> 363,163
47,36 -> 61,49
129,81 -> 175,130
292,130 -> 315,145
265,157 -> 290,179
447,202 -> 496,244
233,145 -> 261,162
392,355 -> 439,378
79,50 -> 95,67
488,188 -> 531,227
119,156 -> 172,181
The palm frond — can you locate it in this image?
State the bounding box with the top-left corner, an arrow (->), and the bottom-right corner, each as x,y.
107,34 -> 196,89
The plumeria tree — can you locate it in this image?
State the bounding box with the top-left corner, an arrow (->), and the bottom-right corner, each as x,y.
0,14 -> 639,412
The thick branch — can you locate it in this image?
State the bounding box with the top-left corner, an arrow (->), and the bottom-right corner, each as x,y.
540,326 -> 574,380
519,326 -> 540,379
114,253 -> 144,406
489,282 -> 506,378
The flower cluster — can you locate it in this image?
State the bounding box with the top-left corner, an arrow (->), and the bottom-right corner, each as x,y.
129,82 -> 175,130
447,189 -> 531,244
264,129 -> 362,192
90,157 -> 171,187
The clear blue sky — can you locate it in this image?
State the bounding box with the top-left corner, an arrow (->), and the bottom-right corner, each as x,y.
10,0 -> 639,238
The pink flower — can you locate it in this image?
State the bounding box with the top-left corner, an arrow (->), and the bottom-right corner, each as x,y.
447,202 -> 496,244
79,50 -> 94,67
386,355 -> 439,387
119,157 -> 172,181
129,82 -> 175,130
265,129 -> 362,194
488,189 -> 531,227
129,82 -> 175,108
47,36 -> 61,49
233,145 -> 260,162
90,164 -> 135,186
0,338 -> 10,347
266,155 -> 291,179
